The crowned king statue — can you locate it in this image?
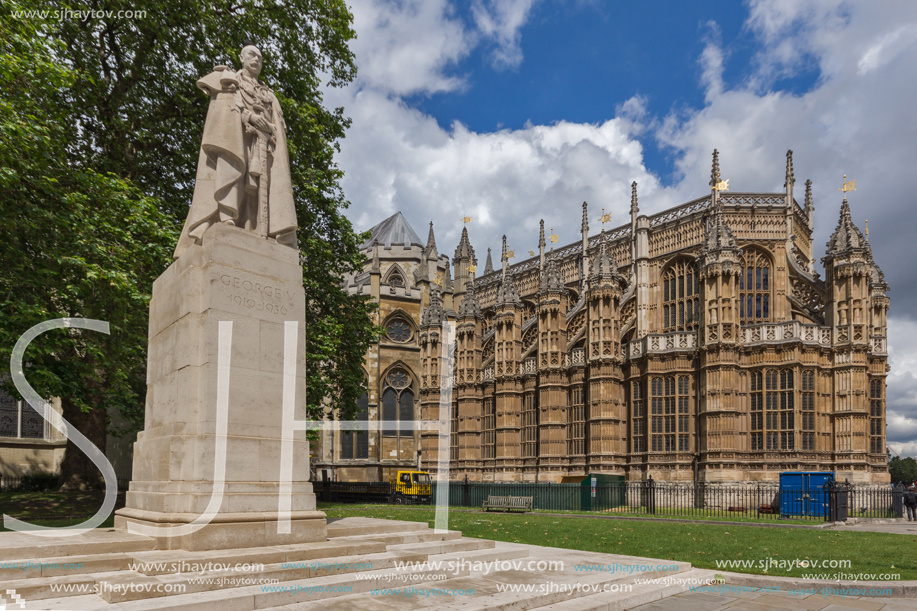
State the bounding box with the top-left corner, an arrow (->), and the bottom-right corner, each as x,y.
174,41 -> 297,258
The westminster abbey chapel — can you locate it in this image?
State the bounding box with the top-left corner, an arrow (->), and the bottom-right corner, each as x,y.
317,150 -> 890,484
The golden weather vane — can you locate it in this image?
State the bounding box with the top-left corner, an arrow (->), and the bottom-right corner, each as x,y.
598,208 -> 611,226
506,250 -> 516,259
468,265 -> 477,273
838,175 -> 856,194
715,178 -> 729,192
529,250 -> 536,256
433,277 -> 443,286
462,215 -> 473,224
549,228 -> 559,243
865,220 -> 869,237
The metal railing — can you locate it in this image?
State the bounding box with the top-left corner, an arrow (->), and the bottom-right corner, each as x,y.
0,475 -> 131,492
315,479 -> 903,522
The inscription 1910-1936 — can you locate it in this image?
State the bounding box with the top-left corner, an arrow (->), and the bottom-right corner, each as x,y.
220,274 -> 294,316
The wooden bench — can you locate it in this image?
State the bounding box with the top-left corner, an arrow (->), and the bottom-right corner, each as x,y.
482,495 -> 533,512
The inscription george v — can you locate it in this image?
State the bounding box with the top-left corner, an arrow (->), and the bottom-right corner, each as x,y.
219,274 -> 294,316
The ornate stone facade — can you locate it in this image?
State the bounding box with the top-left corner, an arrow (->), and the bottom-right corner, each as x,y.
332,150 -> 890,484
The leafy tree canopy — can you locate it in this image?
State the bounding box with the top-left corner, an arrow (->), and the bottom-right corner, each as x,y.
1,0 -> 378,486
889,456 -> 917,485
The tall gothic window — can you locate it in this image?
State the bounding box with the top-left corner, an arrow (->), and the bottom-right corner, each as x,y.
801,371 -> 815,451
632,381 -> 645,453
870,379 -> 884,454
382,368 -> 414,438
651,377 -> 677,452
567,386 -> 585,456
340,393 -> 369,460
662,260 -> 700,332
677,375 -> 691,451
522,392 -> 538,458
483,397 -> 495,459
751,372 -> 763,451
0,389 -> 46,440
739,249 -> 771,323
751,369 -> 793,451
0,390 -> 17,438
450,402 -> 458,461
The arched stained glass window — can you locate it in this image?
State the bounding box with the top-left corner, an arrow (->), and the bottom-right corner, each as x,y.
382,368 -> 414,439
662,260 -> 700,332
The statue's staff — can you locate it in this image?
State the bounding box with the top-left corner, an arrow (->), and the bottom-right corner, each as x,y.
246,103 -> 273,238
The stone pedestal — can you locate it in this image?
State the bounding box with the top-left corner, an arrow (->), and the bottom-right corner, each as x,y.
115,223 -> 325,550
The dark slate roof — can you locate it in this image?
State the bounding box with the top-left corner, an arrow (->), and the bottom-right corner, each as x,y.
361,212 -> 424,249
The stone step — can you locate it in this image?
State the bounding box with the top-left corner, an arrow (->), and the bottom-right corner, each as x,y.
0,529 -> 155,562
0,539 -> 385,581
325,517 -> 430,538
19,541 -> 528,610
98,549 -> 432,604
327,528 -> 463,546
385,537 -> 496,555
116,544 -> 527,611
531,569 -> 718,611
260,545 -> 695,611
127,539 -> 387,576
5,548 -> 425,603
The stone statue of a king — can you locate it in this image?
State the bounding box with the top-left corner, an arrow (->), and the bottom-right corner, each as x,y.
174,42 -> 297,258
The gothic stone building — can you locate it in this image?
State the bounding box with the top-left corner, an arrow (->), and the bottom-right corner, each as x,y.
321,150 -> 890,484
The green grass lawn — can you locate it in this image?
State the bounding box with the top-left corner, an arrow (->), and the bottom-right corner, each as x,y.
0,491 -> 122,532
319,503 -> 917,580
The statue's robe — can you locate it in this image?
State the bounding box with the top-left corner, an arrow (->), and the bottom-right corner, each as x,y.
174,67 -> 297,259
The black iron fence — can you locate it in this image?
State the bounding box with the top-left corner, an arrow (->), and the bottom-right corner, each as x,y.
0,475 -> 132,493
316,478 -> 904,522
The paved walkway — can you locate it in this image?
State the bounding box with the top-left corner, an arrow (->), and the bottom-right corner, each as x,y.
630,588 -> 917,611
827,521 -> 917,535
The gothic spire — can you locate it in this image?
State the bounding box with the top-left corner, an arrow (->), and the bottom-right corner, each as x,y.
371,238 -> 380,273
495,272 -> 522,307
631,181 -> 639,215
581,202 -> 589,236
826,198 -> 866,255
710,149 -> 720,188
425,221 -> 438,259
501,235 -> 508,278
454,226 -> 476,261
421,283 -> 444,326
484,248 -> 494,274
443,258 -> 453,292
539,256 -> 564,293
701,194 -> 740,260
539,219 -> 546,268
457,281 -> 481,318
804,179 -> 814,216
784,150 -> 795,188
590,230 -> 619,280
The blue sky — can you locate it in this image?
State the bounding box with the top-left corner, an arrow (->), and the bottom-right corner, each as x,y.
408,0 -> 792,184
323,0 -> 917,456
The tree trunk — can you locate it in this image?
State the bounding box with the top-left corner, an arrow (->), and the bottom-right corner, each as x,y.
58,397 -> 108,491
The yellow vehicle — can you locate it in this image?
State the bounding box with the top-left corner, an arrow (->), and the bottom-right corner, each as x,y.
389,470 -> 432,504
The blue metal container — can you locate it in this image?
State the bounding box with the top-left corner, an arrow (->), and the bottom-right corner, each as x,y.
779,471 -> 835,517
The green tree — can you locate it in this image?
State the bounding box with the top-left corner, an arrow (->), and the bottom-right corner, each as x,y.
888,456 -> 917,485
49,0 -> 378,426
1,0 -> 377,486
0,6 -> 176,488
